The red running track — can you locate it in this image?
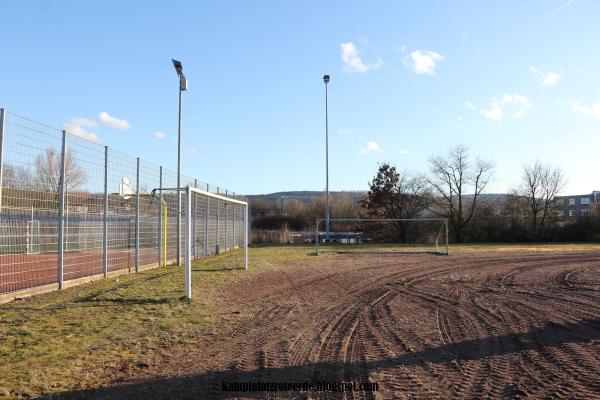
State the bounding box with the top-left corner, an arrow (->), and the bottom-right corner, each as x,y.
0,248 -> 163,295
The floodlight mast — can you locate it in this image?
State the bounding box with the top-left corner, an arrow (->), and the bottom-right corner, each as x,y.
323,74 -> 330,241
172,59 -> 188,266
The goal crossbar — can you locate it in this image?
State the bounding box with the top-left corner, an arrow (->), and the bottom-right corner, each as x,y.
184,186 -> 249,299
315,218 -> 449,256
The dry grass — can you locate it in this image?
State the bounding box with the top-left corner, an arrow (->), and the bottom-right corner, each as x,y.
0,247 -> 316,399
451,243 -> 600,253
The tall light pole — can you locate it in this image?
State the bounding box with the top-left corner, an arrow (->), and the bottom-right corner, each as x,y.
172,59 -> 187,266
323,74 -> 330,240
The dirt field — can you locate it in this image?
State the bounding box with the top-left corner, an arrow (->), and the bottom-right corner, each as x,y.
54,250 -> 600,399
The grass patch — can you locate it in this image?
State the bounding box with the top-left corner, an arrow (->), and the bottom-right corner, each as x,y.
450,242 -> 600,253
315,242 -> 600,254
0,247 -> 315,399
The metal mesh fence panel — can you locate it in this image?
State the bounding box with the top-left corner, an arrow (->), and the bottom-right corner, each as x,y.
184,187 -> 248,298
0,109 -> 246,299
0,112 -> 62,293
161,168 -> 178,263
63,132 -> 105,281
106,149 -> 137,273
138,160 -> 161,268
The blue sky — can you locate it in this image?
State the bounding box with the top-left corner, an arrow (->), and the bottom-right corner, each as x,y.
1,0 -> 599,195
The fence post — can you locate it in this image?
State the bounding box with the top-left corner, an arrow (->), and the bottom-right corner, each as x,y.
445,218 -> 449,255
184,187 -> 192,298
158,166 -> 163,266
244,198 -> 248,270
205,183 -> 209,256
315,219 -> 320,255
224,190 -> 228,251
216,187 -> 220,254
135,157 -> 140,272
232,192 -> 236,248
247,197 -> 251,247
57,130 -> 67,289
103,146 -> 108,277
0,108 -> 5,214
193,179 -> 197,259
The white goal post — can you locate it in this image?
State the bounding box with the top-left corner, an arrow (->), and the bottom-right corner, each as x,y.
315,218 -> 449,256
184,186 -> 249,299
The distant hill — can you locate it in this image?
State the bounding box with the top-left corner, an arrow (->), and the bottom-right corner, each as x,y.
248,191 -> 508,205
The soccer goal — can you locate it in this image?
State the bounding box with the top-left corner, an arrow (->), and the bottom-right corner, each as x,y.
184,186 -> 249,298
315,218 -> 449,255
26,220 -> 41,255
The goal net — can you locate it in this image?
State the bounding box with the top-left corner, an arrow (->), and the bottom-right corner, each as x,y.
26,220 -> 41,255
184,186 -> 248,298
315,218 -> 448,255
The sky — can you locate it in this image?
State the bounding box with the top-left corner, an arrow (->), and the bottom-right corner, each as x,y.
1,0 -> 599,196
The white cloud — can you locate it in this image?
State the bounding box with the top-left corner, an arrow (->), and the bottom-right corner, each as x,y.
63,121 -> 99,143
572,101 -> 600,118
464,101 -> 477,110
98,112 -> 131,130
460,32 -> 470,39
189,147 -> 199,157
367,141 -> 381,152
360,140 -> 383,155
340,42 -> 383,73
481,105 -> 503,121
70,117 -> 100,128
153,131 -> 167,140
502,94 -> 531,118
529,67 -> 561,86
399,148 -> 409,155
479,94 -> 531,120
409,50 -> 443,76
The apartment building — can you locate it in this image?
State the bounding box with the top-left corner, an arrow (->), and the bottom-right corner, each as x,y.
556,191 -> 600,218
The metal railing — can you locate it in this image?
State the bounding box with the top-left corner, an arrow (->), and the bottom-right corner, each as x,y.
0,109 -> 247,299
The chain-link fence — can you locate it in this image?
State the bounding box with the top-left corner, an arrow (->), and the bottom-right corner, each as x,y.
0,109 -> 247,299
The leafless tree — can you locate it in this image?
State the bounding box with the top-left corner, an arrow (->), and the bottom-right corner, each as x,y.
592,203 -> 600,218
501,189 -> 528,239
519,161 -> 565,237
35,147 -> 87,193
1,164 -> 35,189
331,194 -> 361,219
428,145 -> 494,242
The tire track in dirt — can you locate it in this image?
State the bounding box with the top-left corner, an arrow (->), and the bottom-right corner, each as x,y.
102,251 -> 600,400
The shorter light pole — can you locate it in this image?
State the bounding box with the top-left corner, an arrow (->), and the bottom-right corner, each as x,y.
172,59 -> 187,266
323,74 -> 330,241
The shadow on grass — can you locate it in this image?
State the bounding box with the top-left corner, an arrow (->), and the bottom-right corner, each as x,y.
75,297 -> 172,306
193,267 -> 244,273
70,273 -> 174,304
48,317 -> 600,399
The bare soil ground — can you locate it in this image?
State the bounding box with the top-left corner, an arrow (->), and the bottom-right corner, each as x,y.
55,251 -> 600,399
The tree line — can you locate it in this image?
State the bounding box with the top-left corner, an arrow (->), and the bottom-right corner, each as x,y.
251,145 -> 599,243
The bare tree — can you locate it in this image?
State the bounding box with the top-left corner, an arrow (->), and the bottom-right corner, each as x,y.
592,203 -> 600,218
502,189 -> 528,240
35,147 -> 87,193
1,164 -> 35,189
331,193 -> 361,219
428,145 -> 494,243
361,163 -> 431,241
519,161 -> 565,237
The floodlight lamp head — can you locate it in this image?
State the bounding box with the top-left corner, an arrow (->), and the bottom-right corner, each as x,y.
172,59 -> 185,78
323,74 -> 330,84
